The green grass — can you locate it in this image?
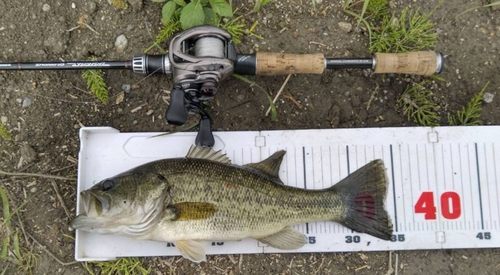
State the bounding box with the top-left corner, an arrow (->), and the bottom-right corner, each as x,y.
110,0 -> 129,9
397,81 -> 440,127
0,123 -> 11,141
448,82 -> 488,126
232,74 -> 277,121
253,0 -> 272,13
144,20 -> 181,53
0,186 -> 39,274
457,1 -> 500,17
85,258 -> 150,275
369,4 -> 440,53
343,0 -> 441,53
82,69 -> 109,104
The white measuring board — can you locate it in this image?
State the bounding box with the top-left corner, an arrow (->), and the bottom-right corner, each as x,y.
74,126 -> 500,261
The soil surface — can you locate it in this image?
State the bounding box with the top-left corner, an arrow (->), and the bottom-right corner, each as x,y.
1,0 -> 499,274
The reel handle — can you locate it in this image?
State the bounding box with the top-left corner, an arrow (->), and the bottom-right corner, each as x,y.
195,116 -> 215,147
165,87 -> 187,126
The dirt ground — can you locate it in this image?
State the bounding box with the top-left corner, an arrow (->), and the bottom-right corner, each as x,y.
0,0 -> 499,274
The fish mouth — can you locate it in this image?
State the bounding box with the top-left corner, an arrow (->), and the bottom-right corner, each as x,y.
70,192 -> 110,230
81,191 -> 110,215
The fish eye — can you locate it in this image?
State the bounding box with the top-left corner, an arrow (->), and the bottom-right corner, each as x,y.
102,180 -> 114,191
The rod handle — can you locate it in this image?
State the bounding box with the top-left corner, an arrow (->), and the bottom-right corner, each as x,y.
255,52 -> 325,75
374,51 -> 443,75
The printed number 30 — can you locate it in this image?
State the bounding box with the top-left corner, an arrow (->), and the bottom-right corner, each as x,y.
414,191 -> 461,220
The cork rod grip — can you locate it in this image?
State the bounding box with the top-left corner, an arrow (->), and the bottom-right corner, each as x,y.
255,52 -> 325,75
374,51 -> 443,75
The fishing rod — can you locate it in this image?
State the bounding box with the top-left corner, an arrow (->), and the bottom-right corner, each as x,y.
0,26 -> 444,147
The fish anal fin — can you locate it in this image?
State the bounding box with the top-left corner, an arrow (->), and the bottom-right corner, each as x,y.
257,227 -> 306,250
175,240 -> 206,263
244,151 -> 286,180
172,202 -> 217,221
186,146 -> 231,164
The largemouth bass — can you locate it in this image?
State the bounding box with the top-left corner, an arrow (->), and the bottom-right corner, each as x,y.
70,146 -> 393,262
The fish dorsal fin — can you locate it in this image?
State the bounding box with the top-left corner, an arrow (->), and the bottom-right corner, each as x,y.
185,146 -> 231,164
244,150 -> 286,180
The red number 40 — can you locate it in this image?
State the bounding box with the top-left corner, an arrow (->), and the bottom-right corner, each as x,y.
414,191 -> 461,220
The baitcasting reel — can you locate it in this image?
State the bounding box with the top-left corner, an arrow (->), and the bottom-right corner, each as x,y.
131,26 -> 237,147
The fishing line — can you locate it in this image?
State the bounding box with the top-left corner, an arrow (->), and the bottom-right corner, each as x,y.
194,37 -> 225,58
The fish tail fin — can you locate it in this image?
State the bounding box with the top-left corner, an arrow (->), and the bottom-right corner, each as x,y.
330,159 -> 393,240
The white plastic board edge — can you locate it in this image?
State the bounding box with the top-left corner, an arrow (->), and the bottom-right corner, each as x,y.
74,126 -> 500,261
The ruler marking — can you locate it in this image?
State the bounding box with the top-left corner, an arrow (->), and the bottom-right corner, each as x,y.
494,143 -> 500,227
475,143 -> 485,230
410,144 -> 416,230
427,139 -> 443,234
458,146 -> 475,229
346,146 -> 350,175
302,147 -> 309,235
457,144 -> 465,230
285,147 -> 289,188
337,146 -> 342,184
320,146 -> 324,189
426,144 -> 431,191
401,145 -> 407,231
410,144 -> 422,230
389,145 -> 398,232
484,143 -> 492,230
355,145 -> 359,170
294,146 -> 298,188
329,146 -> 332,188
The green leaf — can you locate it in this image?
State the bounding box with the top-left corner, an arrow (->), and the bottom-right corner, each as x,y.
209,0 -> 233,17
180,0 -> 205,29
268,97 -> 278,121
162,1 -> 177,23
200,0 -> 209,5
203,7 -> 218,25
173,0 -> 187,7
254,0 -> 272,12
152,0 -> 167,2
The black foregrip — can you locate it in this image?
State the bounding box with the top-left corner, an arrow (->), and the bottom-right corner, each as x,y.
233,54 -> 256,75
165,87 -> 187,125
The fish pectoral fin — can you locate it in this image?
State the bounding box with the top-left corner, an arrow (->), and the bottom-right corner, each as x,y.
257,227 -> 307,250
175,240 -> 207,263
171,202 -> 217,221
185,146 -> 231,164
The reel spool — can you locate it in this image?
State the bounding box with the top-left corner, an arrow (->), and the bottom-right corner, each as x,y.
168,26 -> 236,85
194,36 -> 226,59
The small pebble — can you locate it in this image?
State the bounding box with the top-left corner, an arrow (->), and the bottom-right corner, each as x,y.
483,92 -> 494,103
122,84 -> 131,93
22,98 -> 32,108
71,3 -> 76,8
16,98 -> 22,104
42,4 -> 51,12
338,22 -> 353,33
30,187 -> 38,193
115,35 -> 128,53
1,116 -> 7,124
